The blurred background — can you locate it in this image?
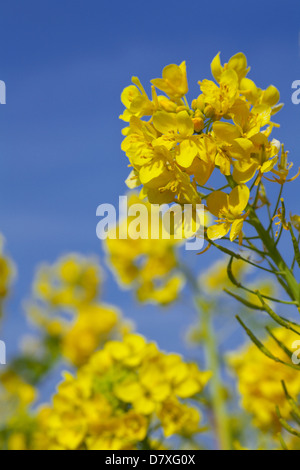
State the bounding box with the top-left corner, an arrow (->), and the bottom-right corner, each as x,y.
0,0 -> 299,399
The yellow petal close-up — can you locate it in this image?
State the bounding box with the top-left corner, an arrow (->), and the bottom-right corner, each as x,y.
227,52 -> 250,81
262,85 -> 280,107
230,218 -> 244,241
207,222 -> 231,240
213,122 -> 241,144
153,111 -> 178,134
228,184 -> 250,215
176,110 -> 194,137
151,61 -> 188,99
211,52 -> 223,82
177,139 -> 198,168
206,190 -> 229,217
233,160 -> 258,184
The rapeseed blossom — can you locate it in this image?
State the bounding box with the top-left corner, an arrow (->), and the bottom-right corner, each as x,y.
206,185 -> 250,242
199,257 -> 249,294
34,255 -> 101,309
105,194 -> 184,305
33,334 -> 211,450
28,255 -> 123,367
0,370 -> 37,450
120,52 -> 298,244
229,328 -> 300,432
2,52 -> 300,452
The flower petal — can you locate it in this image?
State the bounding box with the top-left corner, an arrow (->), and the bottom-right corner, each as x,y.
233,161 -> 258,184
207,223 -> 230,240
206,191 -> 229,217
177,139 -> 198,168
213,122 -> 241,144
211,52 -> 223,82
230,218 -> 244,241
229,185 -> 250,214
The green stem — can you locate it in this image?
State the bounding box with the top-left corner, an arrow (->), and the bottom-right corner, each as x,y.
180,263 -> 231,450
195,297 -> 232,450
249,209 -> 300,306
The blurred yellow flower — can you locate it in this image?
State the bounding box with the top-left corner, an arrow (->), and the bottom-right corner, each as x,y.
34,255 -> 101,309
200,257 -> 249,294
62,304 -> 119,366
33,334 -> 211,450
229,327 -> 300,432
105,194 -> 184,305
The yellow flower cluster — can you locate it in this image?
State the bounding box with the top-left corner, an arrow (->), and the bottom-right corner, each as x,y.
29,255 -> 121,366
199,257 -> 248,294
33,334 -> 211,450
0,370 -> 37,450
105,194 -> 184,305
34,255 -> 101,309
120,53 -> 298,243
229,328 -> 300,432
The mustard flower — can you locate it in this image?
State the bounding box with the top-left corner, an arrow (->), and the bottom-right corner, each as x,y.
33,334 -> 211,450
206,185 -> 250,242
229,327 -> 300,432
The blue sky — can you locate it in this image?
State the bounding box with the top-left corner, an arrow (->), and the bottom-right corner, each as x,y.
0,0 -> 300,367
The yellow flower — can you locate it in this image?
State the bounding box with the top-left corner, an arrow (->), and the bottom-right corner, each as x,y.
240,77 -> 282,115
120,77 -> 155,122
212,102 -> 279,184
105,194 -> 184,305
34,255 -> 101,309
265,144 -> 300,185
158,397 -> 201,438
32,334 -> 210,450
0,370 -> 38,451
199,68 -> 239,118
176,134 -> 216,187
229,327 -> 300,432
119,53 -> 288,223
120,63 -> 217,204
151,62 -> 188,100
211,52 -> 250,84
116,411 -> 148,443
206,185 -> 250,241
62,304 -> 119,366
114,376 -> 171,416
245,280 -> 275,308
0,371 -> 37,407
27,253 -> 126,368
7,433 -> 27,451
200,257 -> 249,294
105,334 -> 149,367
136,276 -> 183,305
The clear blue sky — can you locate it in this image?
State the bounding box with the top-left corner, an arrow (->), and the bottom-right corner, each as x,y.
0,0 -> 299,367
